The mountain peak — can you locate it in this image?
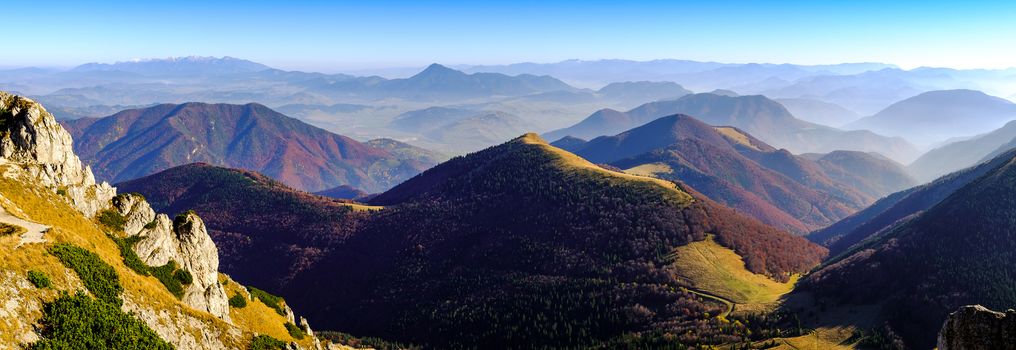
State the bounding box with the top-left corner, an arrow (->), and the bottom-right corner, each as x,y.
414,63 -> 463,77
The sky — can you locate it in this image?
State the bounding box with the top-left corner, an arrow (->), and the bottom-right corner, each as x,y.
6,0 -> 1016,72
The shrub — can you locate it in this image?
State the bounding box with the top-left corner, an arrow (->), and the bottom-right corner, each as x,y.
143,220 -> 158,230
112,235 -> 149,275
174,269 -> 193,285
55,188 -> 67,197
0,222 -> 26,236
150,261 -> 192,299
96,209 -> 126,230
27,270 -> 51,289
229,293 -> 248,308
250,335 -> 287,350
248,287 -> 286,316
284,322 -> 305,340
48,244 -> 122,306
30,292 -> 172,349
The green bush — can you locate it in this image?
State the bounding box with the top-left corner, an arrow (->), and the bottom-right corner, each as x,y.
30,292 -> 172,350
229,294 -> 248,308
27,270 -> 51,289
249,287 -> 286,316
284,322 -> 305,340
96,209 -> 126,230
250,335 -> 287,350
174,269 -> 193,285
48,244 -> 122,306
144,220 -> 158,230
112,235 -> 149,275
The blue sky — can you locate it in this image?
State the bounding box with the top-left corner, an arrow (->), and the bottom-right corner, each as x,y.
6,0 -> 1016,72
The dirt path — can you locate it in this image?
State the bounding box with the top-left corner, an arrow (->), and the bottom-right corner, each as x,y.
0,207 -> 50,247
684,287 -> 735,319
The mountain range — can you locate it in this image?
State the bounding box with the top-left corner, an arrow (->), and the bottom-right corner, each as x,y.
908,119 -> 1016,182
61,102 -> 441,192
545,93 -> 921,163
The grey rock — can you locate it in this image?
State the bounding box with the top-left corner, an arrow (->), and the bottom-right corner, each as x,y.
938,305 -> 1016,350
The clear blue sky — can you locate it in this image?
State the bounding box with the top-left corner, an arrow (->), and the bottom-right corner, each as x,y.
6,0 -> 1016,72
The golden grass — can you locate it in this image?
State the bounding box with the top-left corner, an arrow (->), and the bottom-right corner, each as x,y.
623,162 -> 674,177
714,127 -> 762,151
667,235 -> 797,305
339,202 -> 384,212
520,133 -> 694,206
221,274 -> 318,347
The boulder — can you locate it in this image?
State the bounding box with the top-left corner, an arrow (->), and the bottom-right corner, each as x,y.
938,305 -> 1016,350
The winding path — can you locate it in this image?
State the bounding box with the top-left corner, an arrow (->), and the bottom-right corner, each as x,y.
684,287 -> 735,319
0,207 -> 50,247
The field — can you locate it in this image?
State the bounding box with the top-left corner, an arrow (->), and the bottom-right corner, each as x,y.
667,235 -> 797,305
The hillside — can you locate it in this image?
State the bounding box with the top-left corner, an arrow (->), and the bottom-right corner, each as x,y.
801,148 -> 1016,349
775,97 -> 860,127
909,120 -> 1016,182
0,91 -> 334,349
808,148 -> 1016,255
808,150 -> 916,200
61,102 -> 438,192
847,89 -> 1016,145
116,163 -> 369,291
287,133 -> 826,348
545,93 -> 920,163
377,63 -> 576,100
569,114 -> 908,234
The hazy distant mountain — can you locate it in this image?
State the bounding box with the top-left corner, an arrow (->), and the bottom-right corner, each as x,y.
801,147 -> 1016,349
545,93 -> 920,163
549,136 -> 588,152
908,120 -> 1016,182
377,63 -> 575,100
61,102 -> 438,192
314,184 -> 369,200
708,89 -> 739,96
423,111 -> 534,151
847,89 -> 1016,145
72,56 -> 270,76
762,68 -> 931,115
595,81 -> 691,103
569,114 -> 908,234
389,106 -> 478,132
776,98 -> 860,127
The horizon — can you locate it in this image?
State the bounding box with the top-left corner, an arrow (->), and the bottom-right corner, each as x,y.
7,1 -> 1016,72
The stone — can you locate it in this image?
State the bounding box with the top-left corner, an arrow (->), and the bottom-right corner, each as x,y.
938,304 -> 1016,350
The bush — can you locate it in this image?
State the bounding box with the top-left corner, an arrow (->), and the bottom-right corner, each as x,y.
150,261 -> 192,299
174,269 -> 193,285
229,294 -> 248,308
30,292 -> 172,349
284,322 -> 305,340
143,220 -> 158,230
0,222 -> 26,236
112,235 -> 149,275
249,287 -> 286,316
96,209 -> 127,230
250,335 -> 287,350
27,270 -> 51,289
48,244 -> 122,306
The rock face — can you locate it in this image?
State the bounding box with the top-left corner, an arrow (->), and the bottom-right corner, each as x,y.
939,305 -> 1016,350
0,91 -> 115,217
113,194 -> 230,321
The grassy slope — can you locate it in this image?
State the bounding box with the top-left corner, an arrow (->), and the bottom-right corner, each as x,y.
667,235 -> 796,305
0,171 -> 316,349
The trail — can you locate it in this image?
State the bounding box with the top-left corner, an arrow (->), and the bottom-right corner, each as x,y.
684,287 -> 735,319
0,206 -> 50,247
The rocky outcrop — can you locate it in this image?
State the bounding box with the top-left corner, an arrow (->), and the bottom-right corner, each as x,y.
938,305 -> 1016,350
0,91 -> 114,217
113,194 -> 230,321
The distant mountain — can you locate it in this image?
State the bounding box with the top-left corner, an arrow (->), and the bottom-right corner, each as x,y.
595,81 -> 691,103
807,150 -> 916,200
761,68 -> 930,115
548,136 -> 587,152
315,184 -> 369,200
708,89 -> 739,97
801,148 -> 1016,349
116,163 -> 368,291
289,134 -> 825,348
908,120 -> 1016,182
389,106 -> 477,132
72,56 -> 271,76
847,89 -> 1016,145
776,98 -> 860,127
569,114 -> 899,234
807,148 -> 1016,255
545,93 -> 920,163
61,102 -> 438,192
424,111 -> 534,152
376,63 -> 576,100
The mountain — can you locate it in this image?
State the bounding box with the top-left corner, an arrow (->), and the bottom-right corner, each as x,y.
807,150 -> 916,200
388,106 -> 477,132
545,93 -> 921,163
116,163 -> 370,291
315,184 -> 369,199
569,114 -> 895,234
287,134 -> 826,348
0,91 -> 335,349
60,102 -> 438,192
847,89 -> 1016,145
595,81 -> 691,104
807,148 -> 1016,255
775,97 -> 860,127
72,56 -> 271,76
423,111 -> 534,151
801,148 -> 1016,349
548,135 -> 588,152
908,120 -> 1016,182
376,63 -> 576,100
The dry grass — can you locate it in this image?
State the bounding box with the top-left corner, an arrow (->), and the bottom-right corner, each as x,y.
221,274 -> 318,348
339,202 -> 384,212
667,235 -> 797,305
714,127 -> 762,151
623,162 -> 674,177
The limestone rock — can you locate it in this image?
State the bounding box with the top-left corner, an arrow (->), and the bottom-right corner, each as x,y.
938,304 -> 1016,350
112,193 -> 157,236
0,91 -> 115,217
